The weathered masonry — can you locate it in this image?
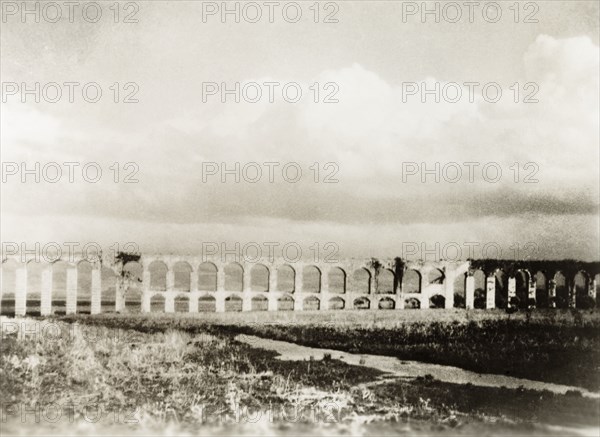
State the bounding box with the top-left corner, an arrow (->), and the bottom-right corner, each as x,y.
1,255 -> 599,315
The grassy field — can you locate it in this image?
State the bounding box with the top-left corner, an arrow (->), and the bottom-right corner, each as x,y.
59,308 -> 600,390
2,310 -> 599,435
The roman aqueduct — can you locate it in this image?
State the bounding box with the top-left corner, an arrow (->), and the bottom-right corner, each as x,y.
1,254 -> 599,316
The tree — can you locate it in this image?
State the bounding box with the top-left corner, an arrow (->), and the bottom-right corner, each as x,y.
394,257 -> 405,291
367,258 -> 382,293
112,251 -> 142,312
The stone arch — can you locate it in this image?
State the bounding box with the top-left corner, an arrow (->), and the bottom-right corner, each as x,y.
123,260 -> 143,282
427,268 -> 445,284
225,294 -> 243,311
474,288 -> 486,309
50,260 -> 69,315
535,271 -> 548,308
148,260 -> 168,291
429,294 -> 446,309
402,269 -> 421,293
574,271 -> 592,308
349,268 -> 371,294
378,297 -> 395,309
276,265 -> 295,293
514,270 -> 530,308
251,294 -> 268,311
328,296 -> 345,310
173,261 -> 192,292
277,294 -> 294,311
175,293 -> 189,312
76,259 -> 93,314
224,263 -> 244,292
150,293 -> 165,312
494,269 -> 508,309
198,294 -> 216,312
303,296 -> 320,311
0,259 -> 19,315
404,297 -> 421,309
453,272 -> 467,308
198,262 -> 218,292
473,269 -> 486,294
554,271 -> 568,308
250,264 -> 270,292
377,269 -> 395,294
302,266 -> 321,293
100,265 -> 117,312
328,267 -> 346,294
353,296 -> 370,309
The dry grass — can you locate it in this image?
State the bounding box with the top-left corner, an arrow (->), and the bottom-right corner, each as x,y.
2,313 -> 598,436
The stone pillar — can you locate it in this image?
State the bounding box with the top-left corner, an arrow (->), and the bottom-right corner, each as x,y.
90,267 -> 101,315
528,279 -> 536,304
40,267 -> 52,316
115,281 -> 125,312
267,295 -> 278,311
344,294 -> 355,310
486,276 -> 495,309
295,266 -> 303,294
420,294 -> 429,309
66,267 -> 78,314
189,294 -> 199,313
294,295 -> 304,311
190,269 -> 199,292
242,293 -> 252,312
15,267 -> 27,316
165,292 -> 175,313
166,269 -> 174,292
141,268 -> 151,313
548,280 -> 556,308
397,270 -> 406,309
508,277 -> 516,303
397,294 -> 405,310
569,284 -> 576,308
590,279 -> 597,300
465,276 -> 475,309
215,294 -> 225,312
444,269 -> 455,309
243,269 -> 252,292
241,266 -> 253,311
321,269 -> 329,309
269,268 -> 277,293
217,267 -> 226,292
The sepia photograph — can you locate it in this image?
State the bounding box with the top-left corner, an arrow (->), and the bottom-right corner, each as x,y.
0,1 -> 599,436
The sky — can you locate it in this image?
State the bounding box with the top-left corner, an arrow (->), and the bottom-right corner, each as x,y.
1,0 -> 599,261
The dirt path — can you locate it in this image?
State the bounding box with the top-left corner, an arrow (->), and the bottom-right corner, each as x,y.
236,334 -> 600,399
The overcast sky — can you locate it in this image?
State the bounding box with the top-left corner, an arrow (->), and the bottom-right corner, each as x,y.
1,1 -> 599,261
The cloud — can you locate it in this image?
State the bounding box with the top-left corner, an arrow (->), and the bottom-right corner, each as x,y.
1,34 -> 598,260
